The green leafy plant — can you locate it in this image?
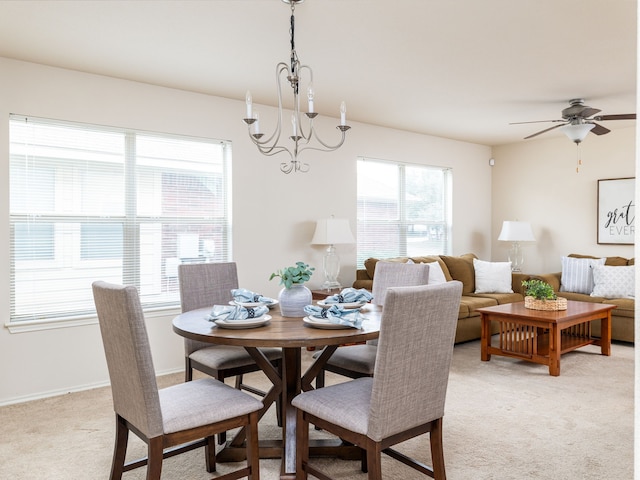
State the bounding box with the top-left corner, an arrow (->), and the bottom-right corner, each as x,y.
522,279 -> 557,300
270,261 -> 315,289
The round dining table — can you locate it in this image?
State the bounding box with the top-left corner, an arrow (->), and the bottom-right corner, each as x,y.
172,304 -> 381,480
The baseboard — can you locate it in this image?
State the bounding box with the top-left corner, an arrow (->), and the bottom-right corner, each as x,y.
0,366 -> 184,407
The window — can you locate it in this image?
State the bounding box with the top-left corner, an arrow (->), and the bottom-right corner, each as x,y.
9,115 -> 232,323
357,157 -> 452,267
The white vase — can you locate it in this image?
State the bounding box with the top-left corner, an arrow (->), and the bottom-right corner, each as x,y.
278,284 -> 312,317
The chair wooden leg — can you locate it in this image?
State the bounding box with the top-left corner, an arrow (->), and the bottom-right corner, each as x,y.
315,369 -> 325,389
275,360 -> 283,427
296,409 -> 309,480
361,447 -> 368,473
430,418 -> 446,480
146,436 -> 163,480
204,435 -> 216,473
366,440 -> 383,480
185,357 -> 193,382
110,415 -> 129,480
217,371 -> 228,445
246,411 -> 260,480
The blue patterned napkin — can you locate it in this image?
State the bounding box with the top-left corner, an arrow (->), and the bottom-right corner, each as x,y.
231,288 -> 275,305
323,287 -> 373,304
303,304 -> 364,328
209,304 -> 269,322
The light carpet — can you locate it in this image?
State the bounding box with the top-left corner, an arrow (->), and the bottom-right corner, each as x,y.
0,340 -> 633,479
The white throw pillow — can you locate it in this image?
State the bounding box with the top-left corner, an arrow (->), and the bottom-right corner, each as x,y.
427,261 -> 447,284
473,259 -> 513,294
560,256 -> 606,294
591,265 -> 635,298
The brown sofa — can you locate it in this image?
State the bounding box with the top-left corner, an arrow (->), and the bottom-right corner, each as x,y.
353,253 -> 529,343
354,252 -> 635,344
531,253 -> 635,343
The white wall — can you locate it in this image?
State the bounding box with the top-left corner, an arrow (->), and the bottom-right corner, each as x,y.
0,58 -> 492,404
491,127 -> 636,273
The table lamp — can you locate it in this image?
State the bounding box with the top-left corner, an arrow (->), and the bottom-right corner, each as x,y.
311,217 -> 355,289
498,221 -> 535,272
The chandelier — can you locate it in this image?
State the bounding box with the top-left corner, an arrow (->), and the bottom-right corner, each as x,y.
243,0 -> 350,174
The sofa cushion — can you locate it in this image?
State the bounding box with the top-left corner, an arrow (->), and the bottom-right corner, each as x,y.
605,298 -> 634,317
473,259 -> 513,294
560,256 -> 606,294
363,257 -> 408,279
426,260 -> 447,284
410,256 -> 453,281
459,295 -> 498,317
441,253 -> 477,294
556,291 -> 605,303
591,265 -> 635,298
471,292 -> 524,305
568,253 -> 631,266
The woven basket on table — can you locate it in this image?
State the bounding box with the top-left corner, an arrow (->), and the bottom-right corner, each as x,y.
524,296 -> 568,311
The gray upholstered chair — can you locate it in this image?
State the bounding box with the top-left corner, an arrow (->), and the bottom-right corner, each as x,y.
178,262 -> 282,443
92,281 -> 262,480
294,281 -> 462,480
316,262 -> 430,387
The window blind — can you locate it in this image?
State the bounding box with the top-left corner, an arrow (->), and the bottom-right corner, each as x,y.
9,115 -> 232,322
356,157 -> 452,267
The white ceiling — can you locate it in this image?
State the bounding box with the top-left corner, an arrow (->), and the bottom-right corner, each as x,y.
0,0 -> 636,146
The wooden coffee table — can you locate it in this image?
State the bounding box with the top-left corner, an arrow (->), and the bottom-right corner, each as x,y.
478,300 -> 616,376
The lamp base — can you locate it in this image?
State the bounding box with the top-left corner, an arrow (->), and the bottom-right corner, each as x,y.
508,241 -> 524,272
321,280 -> 341,290
322,245 -> 341,291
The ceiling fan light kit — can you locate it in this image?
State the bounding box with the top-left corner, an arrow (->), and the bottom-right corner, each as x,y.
243,0 -> 350,174
560,122 -> 595,144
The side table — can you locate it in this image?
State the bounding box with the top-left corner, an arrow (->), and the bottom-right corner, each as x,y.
310,287 -> 342,300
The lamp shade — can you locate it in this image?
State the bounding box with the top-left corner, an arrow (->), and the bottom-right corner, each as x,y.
498,221 -> 535,242
311,218 -> 355,245
560,123 -> 595,144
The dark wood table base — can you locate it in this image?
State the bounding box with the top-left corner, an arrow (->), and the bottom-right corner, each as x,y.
216,439 -> 362,463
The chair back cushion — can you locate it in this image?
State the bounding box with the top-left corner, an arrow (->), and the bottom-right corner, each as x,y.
371,262 -> 430,306
178,262 -> 239,311
92,281 -> 163,438
367,281 -> 462,441
178,262 -> 239,354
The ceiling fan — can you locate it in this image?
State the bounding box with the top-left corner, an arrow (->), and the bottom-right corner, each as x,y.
511,98 -> 636,143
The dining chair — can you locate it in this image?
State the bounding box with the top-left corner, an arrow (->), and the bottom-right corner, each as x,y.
92,281 -> 262,480
178,262 -> 282,443
315,262 -> 431,388
294,281 -> 463,480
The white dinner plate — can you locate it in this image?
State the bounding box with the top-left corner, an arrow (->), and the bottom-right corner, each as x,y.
214,315 -> 271,329
303,316 -> 355,329
317,299 -> 366,309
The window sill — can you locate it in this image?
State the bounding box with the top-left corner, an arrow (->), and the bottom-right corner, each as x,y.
5,305 -> 181,333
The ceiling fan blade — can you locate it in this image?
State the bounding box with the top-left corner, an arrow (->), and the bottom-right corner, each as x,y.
578,107 -> 601,118
524,123 -> 565,140
589,122 -> 610,135
510,119 -> 564,125
593,114 -> 636,121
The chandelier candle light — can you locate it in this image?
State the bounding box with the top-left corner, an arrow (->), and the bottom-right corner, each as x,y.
311,217 -> 356,289
243,0 -> 350,174
498,221 -> 536,272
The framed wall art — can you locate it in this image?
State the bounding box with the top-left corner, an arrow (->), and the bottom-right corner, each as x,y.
597,177 -> 635,245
